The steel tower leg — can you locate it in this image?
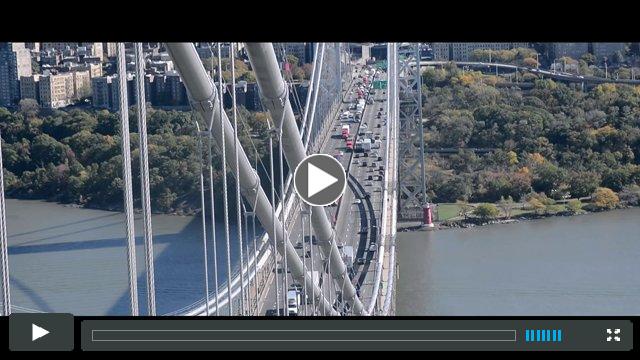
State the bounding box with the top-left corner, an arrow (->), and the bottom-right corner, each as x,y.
164,43 -> 338,316
397,43 -> 427,221
245,43 -> 366,316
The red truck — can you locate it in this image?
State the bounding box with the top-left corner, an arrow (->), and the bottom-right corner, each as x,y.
346,138 -> 354,151
341,124 -> 350,139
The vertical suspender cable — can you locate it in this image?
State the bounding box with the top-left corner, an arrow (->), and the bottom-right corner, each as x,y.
268,124 -> 280,315
207,43 -> 220,316
251,191 -> 258,315
230,43 -> 246,316
134,43 -> 156,316
250,153 -> 258,316
278,128 -> 289,315
206,134 -> 219,315
241,204 -> 251,314
301,208 -> 307,316
116,42 -> 139,316
216,43 -> 233,316
0,132 -> 11,316
308,205 -> 316,315
196,122 -> 210,316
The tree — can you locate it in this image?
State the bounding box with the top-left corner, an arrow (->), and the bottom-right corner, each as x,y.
497,196 -> 515,219
568,171 -> 601,198
19,99 -> 39,117
591,187 -> 620,210
567,199 -> 583,214
456,200 -> 473,220
522,57 -> 539,68
473,203 -> 500,220
527,197 -> 546,214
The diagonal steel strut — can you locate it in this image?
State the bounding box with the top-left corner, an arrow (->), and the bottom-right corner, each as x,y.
245,43 -> 366,316
164,43 -> 338,316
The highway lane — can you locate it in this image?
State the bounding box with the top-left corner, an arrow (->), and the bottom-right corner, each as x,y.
255,61 -> 391,316
257,63 -> 365,315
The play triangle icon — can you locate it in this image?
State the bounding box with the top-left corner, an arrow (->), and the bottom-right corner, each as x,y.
307,162 -> 339,198
32,323 -> 49,341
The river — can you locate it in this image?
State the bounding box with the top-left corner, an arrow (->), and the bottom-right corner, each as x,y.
4,199 -> 251,315
397,208 -> 640,315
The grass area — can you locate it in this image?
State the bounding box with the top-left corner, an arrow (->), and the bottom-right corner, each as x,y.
435,202 -> 573,221
435,203 -> 463,221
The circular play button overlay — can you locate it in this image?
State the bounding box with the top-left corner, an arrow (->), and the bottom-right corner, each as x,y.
294,154 -> 347,207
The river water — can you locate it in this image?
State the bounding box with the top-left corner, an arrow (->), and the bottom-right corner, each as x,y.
4,199 -> 249,315
397,208 -> 640,315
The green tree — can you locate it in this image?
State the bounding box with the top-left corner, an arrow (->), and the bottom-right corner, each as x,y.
567,199 -> 583,214
473,203 -> 500,220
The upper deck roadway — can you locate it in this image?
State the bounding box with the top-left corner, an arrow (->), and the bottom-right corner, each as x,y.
256,61 -> 390,316
179,54 -> 395,317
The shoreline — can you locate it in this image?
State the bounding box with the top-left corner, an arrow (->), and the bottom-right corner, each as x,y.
399,205 -> 638,232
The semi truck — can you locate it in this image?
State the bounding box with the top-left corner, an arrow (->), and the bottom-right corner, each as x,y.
287,289 -> 300,316
346,138 -> 354,151
341,124 -> 350,139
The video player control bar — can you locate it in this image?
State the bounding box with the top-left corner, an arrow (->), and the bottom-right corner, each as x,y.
80,319 -> 633,351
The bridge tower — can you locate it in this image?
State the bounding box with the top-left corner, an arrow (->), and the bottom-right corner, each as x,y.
396,43 -> 428,222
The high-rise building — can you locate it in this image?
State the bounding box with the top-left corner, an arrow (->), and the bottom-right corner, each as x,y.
20,75 -> 40,102
274,43 -> 307,64
39,72 -> 74,109
432,43 -> 450,61
73,70 -> 92,99
591,43 -> 626,60
104,42 -> 117,58
549,43 -> 589,60
0,42 -> 33,106
429,43 -> 532,61
91,75 -> 114,109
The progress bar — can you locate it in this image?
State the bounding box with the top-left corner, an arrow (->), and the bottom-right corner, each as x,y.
81,319 -> 633,351
91,329 -> 516,342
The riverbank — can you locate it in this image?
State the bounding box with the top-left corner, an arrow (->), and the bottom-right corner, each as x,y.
399,203 -> 639,232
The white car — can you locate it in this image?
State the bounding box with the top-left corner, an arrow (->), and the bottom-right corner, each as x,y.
353,199 -> 362,204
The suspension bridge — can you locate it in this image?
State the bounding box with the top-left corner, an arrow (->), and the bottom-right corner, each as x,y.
0,42 -> 431,317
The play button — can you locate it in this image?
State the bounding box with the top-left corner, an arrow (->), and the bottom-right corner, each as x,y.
32,323 -> 50,341
294,154 -> 346,206
9,313 -> 74,351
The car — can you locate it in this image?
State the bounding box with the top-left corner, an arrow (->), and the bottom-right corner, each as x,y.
369,244 -> 377,252
353,199 -> 362,204
294,242 -> 303,249
368,175 -> 373,180
365,181 -> 373,186
361,123 -> 368,129
377,123 -> 381,128
356,258 -> 366,265
377,156 -> 383,161
362,161 -> 367,167
354,159 -> 360,165
265,308 -> 284,316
